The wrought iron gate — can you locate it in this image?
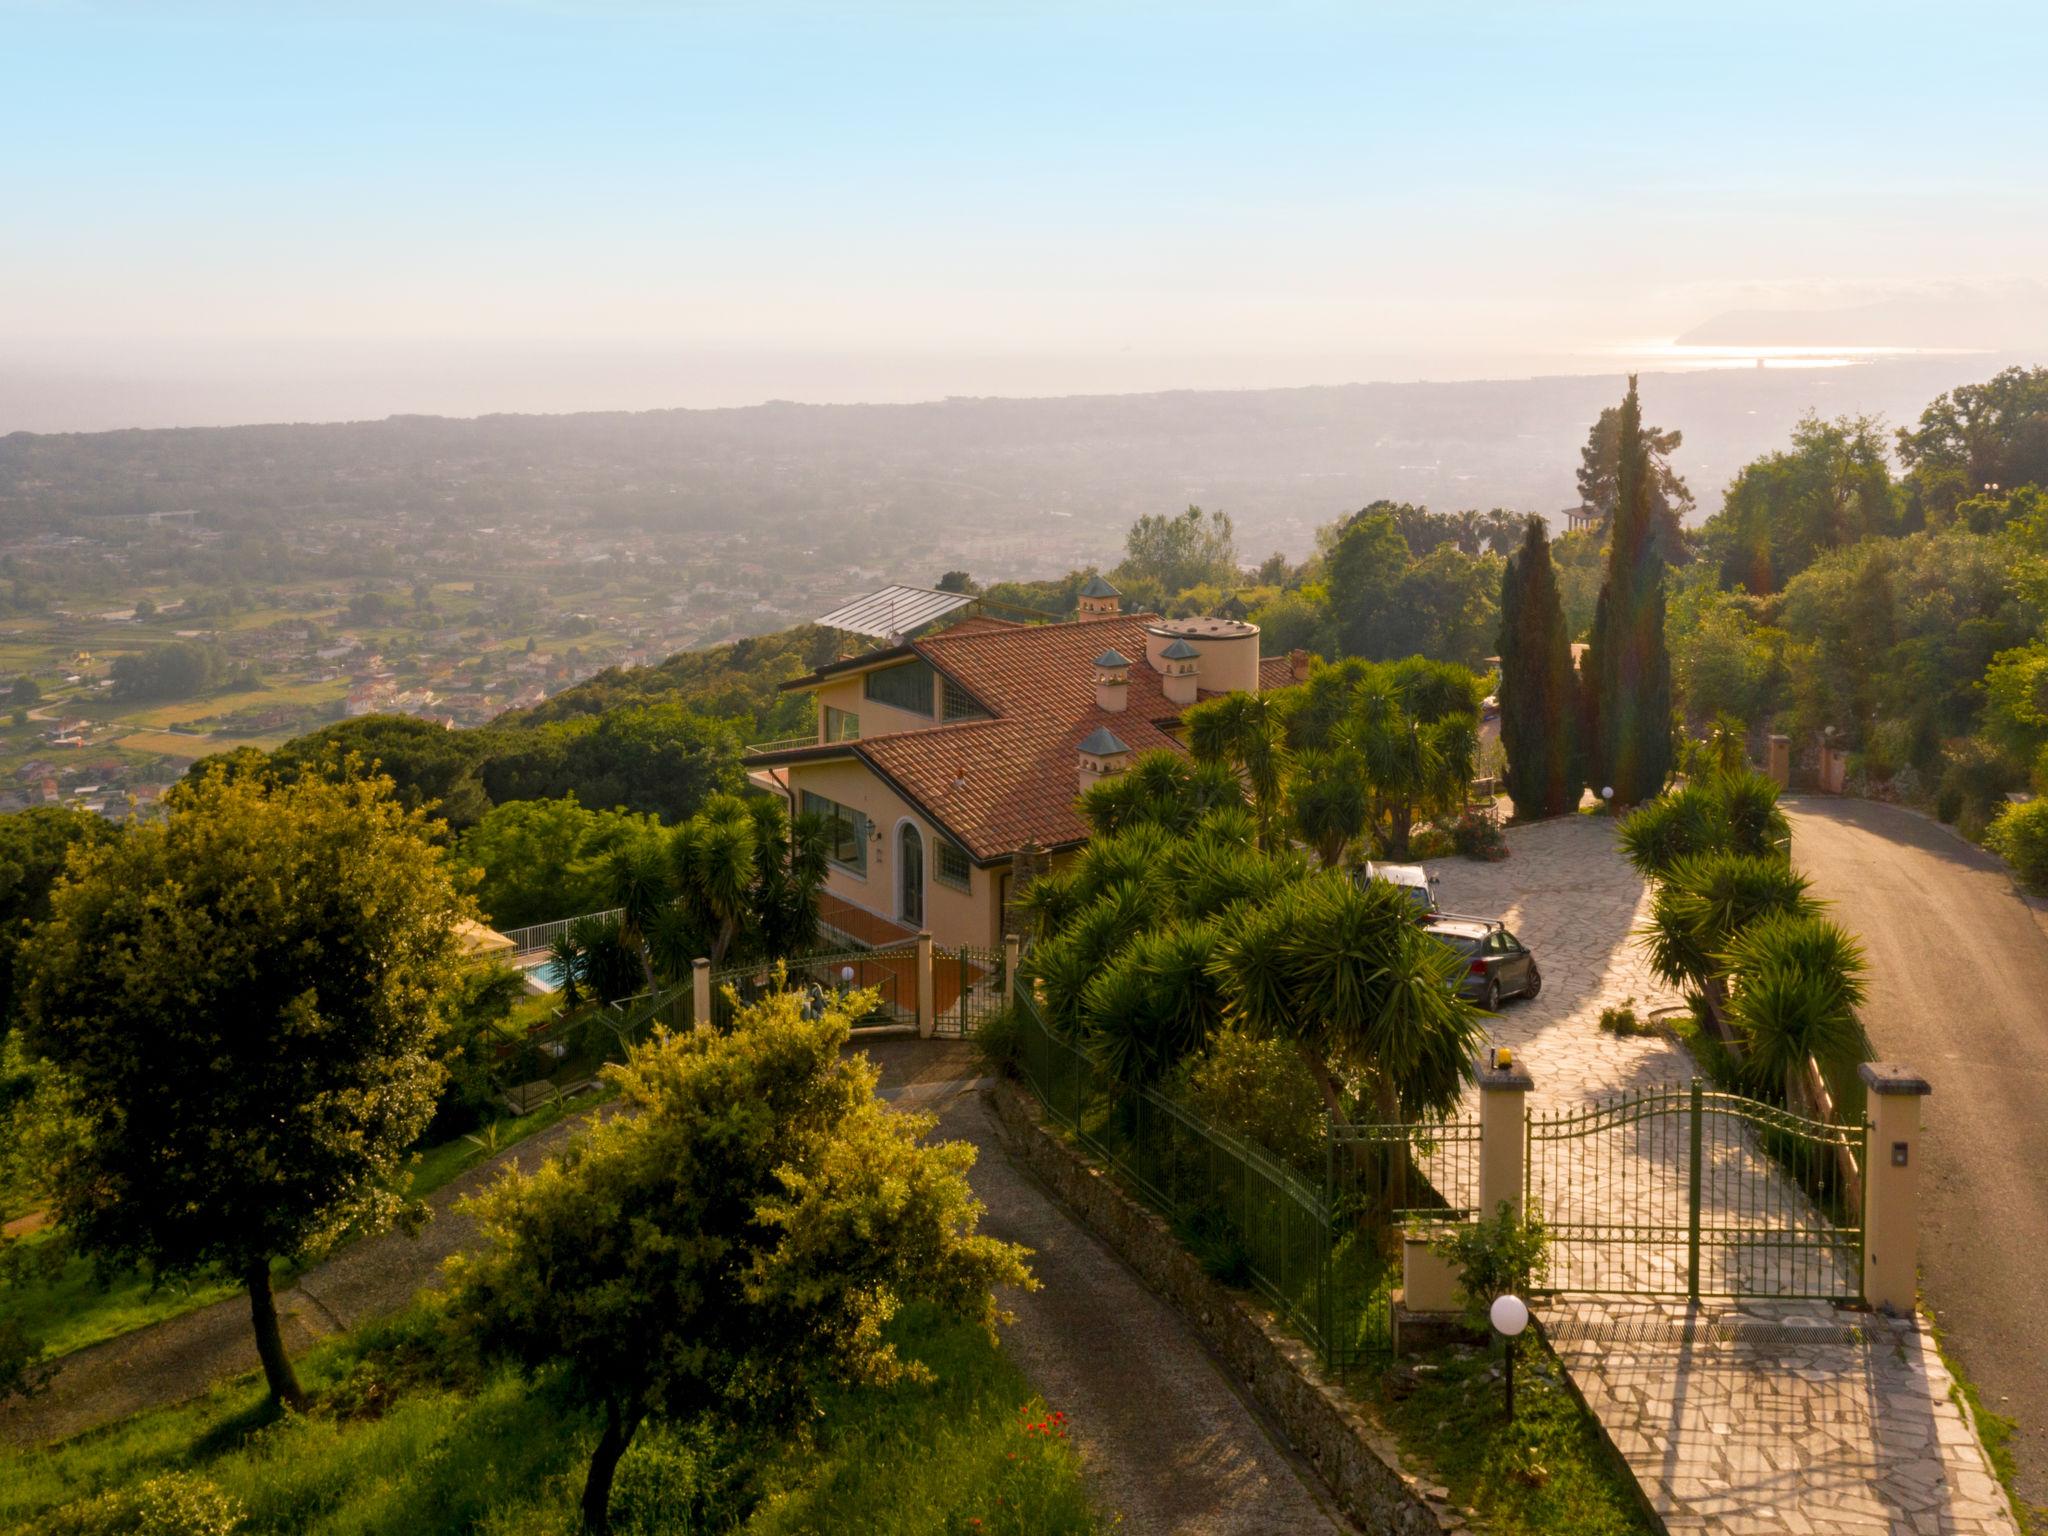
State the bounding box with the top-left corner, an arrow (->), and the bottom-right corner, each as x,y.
1526,1081 -> 1864,1302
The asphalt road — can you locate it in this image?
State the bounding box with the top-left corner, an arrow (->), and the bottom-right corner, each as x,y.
1786,796 -> 2048,1517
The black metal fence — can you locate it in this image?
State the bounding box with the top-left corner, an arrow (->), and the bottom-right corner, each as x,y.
1009,971 -> 1432,1369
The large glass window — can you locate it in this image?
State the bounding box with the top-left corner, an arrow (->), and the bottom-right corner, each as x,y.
801,789 -> 870,875
934,836 -> 972,891
941,681 -> 992,723
823,705 -> 860,742
863,658 -> 935,716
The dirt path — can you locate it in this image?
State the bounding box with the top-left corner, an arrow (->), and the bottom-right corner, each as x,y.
0,1109 -> 597,1449
1786,796 -> 2048,1518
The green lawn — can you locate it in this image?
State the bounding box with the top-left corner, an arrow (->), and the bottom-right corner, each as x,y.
0,1088 -> 605,1365
1374,1336 -> 1654,1536
0,1300 -> 1100,1536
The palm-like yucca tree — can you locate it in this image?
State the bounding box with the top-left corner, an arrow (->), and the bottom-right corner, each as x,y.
1620,771 -> 1787,880
1013,867 -> 1082,939
1714,770 -> 1790,859
1080,921 -> 1226,1089
1211,873 -> 1485,1124
679,803 -> 759,965
1079,750 -> 1243,838
1186,692 -> 1289,849
546,928 -> 586,1009
1719,912 -> 1871,1106
1029,879 -> 1159,1029
1640,851 -> 1816,1000
1619,791 -> 1721,880
1169,835 -> 1303,922
1289,748 -> 1370,867
1067,822 -> 1176,910
604,834 -> 674,989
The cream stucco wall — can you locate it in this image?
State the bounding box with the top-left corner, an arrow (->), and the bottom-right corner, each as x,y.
812,675 -> 938,741
785,756 -> 1003,951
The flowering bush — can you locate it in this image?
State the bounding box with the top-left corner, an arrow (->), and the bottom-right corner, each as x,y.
1449,806 -> 1509,862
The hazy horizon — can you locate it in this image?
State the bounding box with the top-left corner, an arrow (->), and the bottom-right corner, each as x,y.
8,2 -> 2048,435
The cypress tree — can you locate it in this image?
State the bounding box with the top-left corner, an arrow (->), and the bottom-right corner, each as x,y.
1588,376 -> 1674,804
1497,515 -> 1582,818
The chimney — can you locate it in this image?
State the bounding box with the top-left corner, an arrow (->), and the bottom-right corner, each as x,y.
1076,573 -> 1121,618
1092,647 -> 1131,713
1160,637 -> 1200,707
1289,648 -> 1311,683
1076,726 -> 1132,796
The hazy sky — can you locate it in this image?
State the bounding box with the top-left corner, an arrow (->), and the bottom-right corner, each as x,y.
5,1 -> 2048,403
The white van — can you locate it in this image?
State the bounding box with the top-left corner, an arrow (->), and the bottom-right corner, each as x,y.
1359,861 -> 1440,918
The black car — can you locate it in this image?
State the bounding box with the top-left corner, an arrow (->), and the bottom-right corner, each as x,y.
1424,916 -> 1541,1011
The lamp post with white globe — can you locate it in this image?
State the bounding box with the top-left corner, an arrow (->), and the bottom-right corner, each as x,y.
1491,1293 -> 1530,1419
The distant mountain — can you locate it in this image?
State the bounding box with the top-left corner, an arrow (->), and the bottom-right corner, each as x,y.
5,354 -> 2047,561
1679,289 -> 2048,351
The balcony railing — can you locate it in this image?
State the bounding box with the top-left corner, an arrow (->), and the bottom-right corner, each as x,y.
743,734 -> 820,758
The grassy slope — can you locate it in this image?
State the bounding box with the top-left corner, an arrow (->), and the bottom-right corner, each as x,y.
1374,1338 -> 1654,1536
0,1088 -> 604,1363
0,1301 -> 1099,1536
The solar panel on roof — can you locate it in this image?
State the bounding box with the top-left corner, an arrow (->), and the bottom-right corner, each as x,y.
813,585 -> 976,639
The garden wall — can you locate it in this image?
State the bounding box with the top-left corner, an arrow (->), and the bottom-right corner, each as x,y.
988,1080 -> 1467,1535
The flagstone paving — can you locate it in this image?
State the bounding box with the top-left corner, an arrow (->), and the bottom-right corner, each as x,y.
1425,816 -> 2018,1536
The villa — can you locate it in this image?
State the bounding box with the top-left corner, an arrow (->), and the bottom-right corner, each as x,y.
745,578 -> 1301,953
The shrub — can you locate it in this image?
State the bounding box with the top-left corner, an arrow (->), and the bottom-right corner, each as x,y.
40,1474 -> 244,1536
971,1001 -> 1028,1079
1720,913 -> 1871,1105
1407,826 -> 1457,860
1449,806 -> 1508,862
1431,1200 -> 1550,1329
1172,1026 -> 1327,1177
1986,798 -> 2048,892
1935,738 -> 2021,834
1597,1001 -> 1652,1037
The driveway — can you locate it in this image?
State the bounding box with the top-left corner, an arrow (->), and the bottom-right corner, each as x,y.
1786,795 -> 2048,1517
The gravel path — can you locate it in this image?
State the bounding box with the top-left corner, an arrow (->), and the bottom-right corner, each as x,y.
0,1109 -> 597,1449
937,1087 -> 1349,1533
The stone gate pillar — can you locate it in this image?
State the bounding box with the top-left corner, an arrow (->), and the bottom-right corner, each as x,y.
1860,1063 -> 1931,1315
692,957 -> 712,1028
1478,1050 -> 1533,1220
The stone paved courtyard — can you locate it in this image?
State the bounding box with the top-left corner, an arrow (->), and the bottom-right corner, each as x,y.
1424,815 -> 2018,1536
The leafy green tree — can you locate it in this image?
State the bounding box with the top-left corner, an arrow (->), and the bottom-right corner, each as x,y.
0,806 -> 122,1033
1114,505 -> 1239,597
230,713 -> 498,830
1248,583 -> 1336,659
1496,515 -> 1582,819
8,676 -> 40,706
481,702 -> 746,823
1326,511 -> 1414,660
1387,544 -> 1503,669
445,989 -> 1030,1533
1576,398 -> 1693,564
1666,576 -> 1786,730
19,767 -> 469,1407
935,569 -> 979,594
1703,414 -> 1898,594
1896,365 -> 2048,527
1585,377 -> 1675,803
109,639 -> 226,701
457,795 -> 657,930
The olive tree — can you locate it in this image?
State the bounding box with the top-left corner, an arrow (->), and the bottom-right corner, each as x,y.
445,989 -> 1031,1534
20,766 -> 468,1407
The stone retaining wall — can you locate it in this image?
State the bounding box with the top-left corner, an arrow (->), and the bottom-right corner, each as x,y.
988,1079 -> 1464,1535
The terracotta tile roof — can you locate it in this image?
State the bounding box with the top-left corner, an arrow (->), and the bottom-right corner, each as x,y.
756,613 -> 1291,862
